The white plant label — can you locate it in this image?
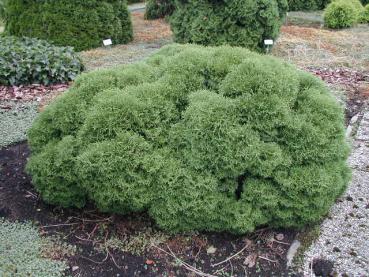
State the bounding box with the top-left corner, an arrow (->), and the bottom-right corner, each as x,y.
103,39 -> 113,46
264,39 -> 274,46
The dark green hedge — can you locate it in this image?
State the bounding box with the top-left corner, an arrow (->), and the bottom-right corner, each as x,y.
0,36 -> 83,85
145,0 -> 175,20
169,0 -> 288,52
288,0 -> 330,11
27,44 -> 350,234
3,0 -> 133,51
288,0 -> 368,11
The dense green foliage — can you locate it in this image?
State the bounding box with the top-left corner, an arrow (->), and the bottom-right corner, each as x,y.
0,36 -> 83,85
363,4 -> 369,22
27,44 -> 350,234
0,219 -> 67,277
288,0 -> 330,11
169,0 -> 288,52
288,0 -> 367,11
3,0 -> 133,51
324,0 -> 362,29
0,0 -> 4,19
145,0 -> 175,20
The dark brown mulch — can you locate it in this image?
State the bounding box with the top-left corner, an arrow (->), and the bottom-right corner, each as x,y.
306,67 -> 369,123
0,142 -> 300,277
0,84 -> 69,102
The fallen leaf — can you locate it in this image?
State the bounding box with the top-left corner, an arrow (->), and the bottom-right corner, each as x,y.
206,246 -> 217,254
244,253 -> 257,268
146,259 -> 155,265
275,233 -> 284,241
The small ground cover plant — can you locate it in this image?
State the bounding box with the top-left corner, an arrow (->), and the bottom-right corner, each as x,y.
169,0 -> 288,52
0,219 -> 68,277
0,36 -> 83,86
3,0 -> 133,51
27,44 -> 350,235
0,101 -> 38,148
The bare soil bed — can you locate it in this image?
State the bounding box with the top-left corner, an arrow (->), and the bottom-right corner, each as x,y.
0,143 -> 298,277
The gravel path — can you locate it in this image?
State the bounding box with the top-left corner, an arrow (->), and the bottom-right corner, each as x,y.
303,108 -> 369,276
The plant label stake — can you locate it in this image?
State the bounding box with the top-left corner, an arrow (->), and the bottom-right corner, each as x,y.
264,39 -> 274,54
103,39 -> 113,47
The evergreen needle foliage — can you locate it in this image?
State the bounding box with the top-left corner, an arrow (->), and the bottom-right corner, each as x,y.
288,0 -> 330,11
3,0 -> 133,51
169,0 -> 288,52
145,0 -> 175,20
324,0 -> 363,29
27,44 -> 351,234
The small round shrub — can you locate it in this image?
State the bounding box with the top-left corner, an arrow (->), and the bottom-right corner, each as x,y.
27,44 -> 350,234
169,0 -> 288,52
362,4 -> 369,22
0,36 -> 83,86
145,0 -> 175,20
324,0 -> 358,28
3,0 -> 133,51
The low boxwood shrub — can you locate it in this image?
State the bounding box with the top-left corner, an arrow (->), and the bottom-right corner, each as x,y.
324,0 -> 361,29
27,44 -> 350,234
0,36 -> 83,86
145,0 -> 175,20
3,0 -> 133,51
169,0 -> 288,52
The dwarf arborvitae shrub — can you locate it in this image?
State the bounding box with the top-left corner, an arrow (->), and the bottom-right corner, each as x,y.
0,36 -> 83,85
288,0 -> 330,11
324,0 -> 361,28
363,4 -> 369,22
27,44 -> 350,234
169,0 -> 288,52
3,0 -> 133,51
145,0 -> 175,20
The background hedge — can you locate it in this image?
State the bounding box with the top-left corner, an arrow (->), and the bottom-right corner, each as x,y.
3,0 -> 133,51
169,0 -> 288,52
27,44 -> 350,234
145,0 -> 175,20
288,0 -> 330,11
0,36 -> 83,85
288,0 -> 368,11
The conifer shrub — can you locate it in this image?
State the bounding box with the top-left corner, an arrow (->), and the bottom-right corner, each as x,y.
145,0 -> 175,20
169,0 -> 288,52
324,0 -> 359,28
288,0 -> 330,11
3,0 -> 133,51
27,44 -> 351,234
363,4 -> 369,22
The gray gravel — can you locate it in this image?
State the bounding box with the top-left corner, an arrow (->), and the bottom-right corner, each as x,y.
302,110 -> 369,276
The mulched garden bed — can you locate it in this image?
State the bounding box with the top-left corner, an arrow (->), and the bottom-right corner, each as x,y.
0,142 -> 300,277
